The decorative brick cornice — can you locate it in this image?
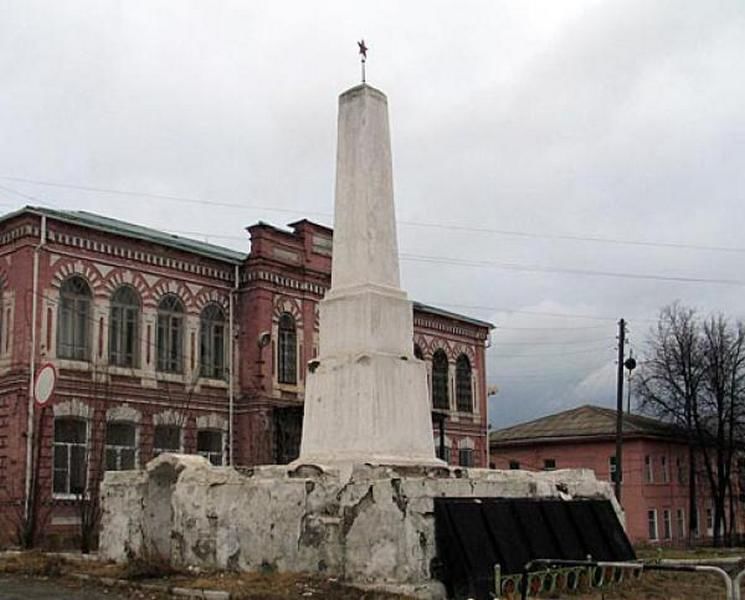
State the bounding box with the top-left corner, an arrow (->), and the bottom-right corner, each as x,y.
242,269 -> 328,297
44,226 -> 235,282
413,315 -> 488,341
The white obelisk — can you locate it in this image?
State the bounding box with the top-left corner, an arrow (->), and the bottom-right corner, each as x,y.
297,84 -> 441,466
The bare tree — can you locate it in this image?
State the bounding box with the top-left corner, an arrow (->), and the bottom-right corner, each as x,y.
637,303 -> 745,546
694,316 -> 745,545
636,303 -> 704,544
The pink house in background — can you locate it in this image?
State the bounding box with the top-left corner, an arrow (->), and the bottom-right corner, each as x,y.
489,405 -> 743,545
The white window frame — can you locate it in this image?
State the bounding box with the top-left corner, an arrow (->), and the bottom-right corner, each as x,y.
105,421 -> 139,471
609,455 -> 622,483
660,455 -> 669,483
648,509 -> 659,541
663,509 -> 672,540
434,435 -> 452,463
52,417 -> 89,500
196,429 -> 225,465
153,423 -> 183,457
676,508 -> 685,540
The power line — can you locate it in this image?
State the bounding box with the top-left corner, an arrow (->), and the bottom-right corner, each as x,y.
3,174 -> 745,254
491,324 -> 611,331
491,337 -> 610,346
491,346 -> 615,358
401,253 -> 745,288
2,183 -> 742,290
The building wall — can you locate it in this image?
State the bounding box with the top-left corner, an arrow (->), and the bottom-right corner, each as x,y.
490,437 -> 742,545
0,210 -> 490,546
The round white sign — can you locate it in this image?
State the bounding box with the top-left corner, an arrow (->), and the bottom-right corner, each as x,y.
34,363 -> 57,406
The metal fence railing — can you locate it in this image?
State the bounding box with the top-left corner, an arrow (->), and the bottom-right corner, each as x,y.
490,557 -> 745,600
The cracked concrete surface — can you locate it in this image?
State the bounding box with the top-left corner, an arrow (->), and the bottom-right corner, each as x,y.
100,454 -> 621,595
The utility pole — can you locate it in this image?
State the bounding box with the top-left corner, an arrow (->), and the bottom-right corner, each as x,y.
615,318 -> 626,502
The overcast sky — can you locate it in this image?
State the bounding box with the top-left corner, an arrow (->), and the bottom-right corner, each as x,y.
2,1 -> 744,428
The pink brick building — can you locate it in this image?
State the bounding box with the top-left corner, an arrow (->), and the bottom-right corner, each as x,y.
489,405 -> 742,545
0,206 -> 491,546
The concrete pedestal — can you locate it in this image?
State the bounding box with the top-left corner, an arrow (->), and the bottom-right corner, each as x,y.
100,455 -> 622,598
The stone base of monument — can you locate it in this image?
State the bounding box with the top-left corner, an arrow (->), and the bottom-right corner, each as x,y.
99,454 -> 622,599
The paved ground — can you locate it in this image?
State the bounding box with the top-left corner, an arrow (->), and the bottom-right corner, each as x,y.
0,575 -> 145,599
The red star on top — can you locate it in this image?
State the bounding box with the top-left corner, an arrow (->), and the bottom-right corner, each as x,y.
357,39 -> 368,60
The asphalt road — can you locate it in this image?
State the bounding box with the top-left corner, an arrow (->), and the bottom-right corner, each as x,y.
0,576 -> 153,599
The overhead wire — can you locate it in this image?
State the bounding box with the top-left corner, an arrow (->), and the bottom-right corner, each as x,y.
1,181 -> 742,291
2,174 -> 745,254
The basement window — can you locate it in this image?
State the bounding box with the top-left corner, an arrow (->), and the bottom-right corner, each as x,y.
153,425 -> 181,457
105,422 -> 137,470
543,458 -> 556,471
197,430 -> 224,466
458,448 -> 474,467
648,509 -> 658,541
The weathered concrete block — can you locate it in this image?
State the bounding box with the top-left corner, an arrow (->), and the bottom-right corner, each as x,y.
99,454 -> 622,591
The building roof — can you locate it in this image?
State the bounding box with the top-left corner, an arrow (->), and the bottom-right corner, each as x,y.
413,301 -> 494,330
1,206 -> 248,263
1,206 -> 491,330
490,404 -> 684,446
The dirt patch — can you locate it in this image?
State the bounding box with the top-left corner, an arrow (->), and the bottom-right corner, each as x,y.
0,552 -> 411,599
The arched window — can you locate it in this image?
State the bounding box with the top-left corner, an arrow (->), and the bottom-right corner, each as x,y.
200,304 -> 225,379
413,344 -> 424,360
432,349 -> 449,410
58,276 -> 91,360
157,295 -> 184,373
456,354 -> 473,412
109,286 -> 140,368
277,313 -> 297,385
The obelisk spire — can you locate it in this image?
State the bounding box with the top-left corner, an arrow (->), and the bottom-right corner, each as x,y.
331,84 -> 401,293
296,80 -> 441,468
